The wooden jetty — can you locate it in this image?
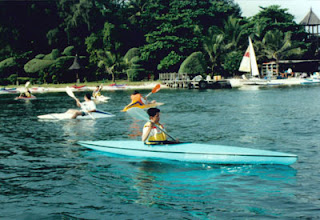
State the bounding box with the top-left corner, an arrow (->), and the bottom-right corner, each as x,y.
159,73 -> 231,89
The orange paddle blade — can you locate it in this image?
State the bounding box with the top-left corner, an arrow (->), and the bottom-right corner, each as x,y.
151,84 -> 161,93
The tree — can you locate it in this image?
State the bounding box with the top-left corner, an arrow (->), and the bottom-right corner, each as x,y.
178,51 -> 206,75
203,28 -> 226,74
260,30 -> 305,74
141,0 -> 220,73
96,50 -> 122,82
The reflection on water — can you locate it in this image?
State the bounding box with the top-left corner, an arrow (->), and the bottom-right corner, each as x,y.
62,120 -> 97,142
128,160 -> 297,217
128,120 -> 143,139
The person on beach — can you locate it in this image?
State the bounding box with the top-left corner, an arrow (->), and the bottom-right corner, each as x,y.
65,93 -> 96,119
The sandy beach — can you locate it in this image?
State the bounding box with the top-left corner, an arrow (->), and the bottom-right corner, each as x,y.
9,82 -> 168,93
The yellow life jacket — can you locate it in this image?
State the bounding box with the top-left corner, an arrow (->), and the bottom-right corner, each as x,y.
144,122 -> 167,144
93,91 -> 101,98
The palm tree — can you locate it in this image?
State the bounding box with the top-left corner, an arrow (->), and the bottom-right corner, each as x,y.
203,28 -> 226,73
260,30 -> 304,74
203,17 -> 245,75
222,16 -> 245,51
96,50 -> 122,82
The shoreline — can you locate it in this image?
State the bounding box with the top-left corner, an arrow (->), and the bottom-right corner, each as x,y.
2,82 -> 168,93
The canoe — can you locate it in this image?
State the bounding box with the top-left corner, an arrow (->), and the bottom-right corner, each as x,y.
38,110 -> 115,120
78,140 -> 298,165
15,95 -> 37,100
122,102 -> 164,112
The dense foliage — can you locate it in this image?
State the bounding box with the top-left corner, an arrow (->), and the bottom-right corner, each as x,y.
0,0 -> 316,84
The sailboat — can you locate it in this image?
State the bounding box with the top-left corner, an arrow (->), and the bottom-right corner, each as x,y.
228,37 -> 268,88
238,37 -> 268,85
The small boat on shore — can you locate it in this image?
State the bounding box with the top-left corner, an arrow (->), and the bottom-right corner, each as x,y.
108,83 -> 127,89
0,88 -> 18,94
29,87 -> 49,93
71,85 -> 88,91
78,140 -> 297,165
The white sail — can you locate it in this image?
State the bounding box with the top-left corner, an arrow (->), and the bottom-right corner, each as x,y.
239,37 -> 260,77
239,46 -> 250,72
248,37 -> 259,77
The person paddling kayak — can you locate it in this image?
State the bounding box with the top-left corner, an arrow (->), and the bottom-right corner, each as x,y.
142,108 -> 178,144
65,93 -> 96,119
92,85 -> 102,98
19,88 -> 32,98
131,90 -> 151,106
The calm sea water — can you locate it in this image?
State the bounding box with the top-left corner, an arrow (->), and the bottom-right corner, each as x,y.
1,85 -> 320,219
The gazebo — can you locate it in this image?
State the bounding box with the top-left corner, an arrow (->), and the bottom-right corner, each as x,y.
300,8 -> 320,36
68,54 -> 81,83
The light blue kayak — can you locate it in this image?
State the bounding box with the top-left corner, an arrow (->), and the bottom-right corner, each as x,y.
78,140 -> 297,165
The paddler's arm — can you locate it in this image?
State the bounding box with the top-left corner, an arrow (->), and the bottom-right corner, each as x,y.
142,122 -> 153,142
76,99 -> 81,107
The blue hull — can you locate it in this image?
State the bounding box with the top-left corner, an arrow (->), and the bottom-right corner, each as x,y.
78,140 -> 297,165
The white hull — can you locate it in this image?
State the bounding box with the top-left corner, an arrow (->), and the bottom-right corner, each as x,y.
229,78 -> 306,88
38,110 -> 115,120
92,95 -> 110,103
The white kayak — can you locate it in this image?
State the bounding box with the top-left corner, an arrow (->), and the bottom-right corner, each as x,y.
92,95 -> 110,103
78,140 -> 298,165
38,110 -> 115,120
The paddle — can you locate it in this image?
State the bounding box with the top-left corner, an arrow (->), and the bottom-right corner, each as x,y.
145,84 -> 161,98
127,107 -> 177,142
66,86 -> 95,119
19,81 -> 30,97
98,84 -> 103,92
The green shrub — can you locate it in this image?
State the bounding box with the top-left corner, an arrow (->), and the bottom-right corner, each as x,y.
223,51 -> 242,77
35,54 -> 45,59
126,56 -> 145,81
24,59 -> 55,73
62,46 -> 75,56
7,74 -> 18,84
43,49 -> 60,60
47,56 -> 74,82
178,51 -> 206,75
0,57 -> 18,78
